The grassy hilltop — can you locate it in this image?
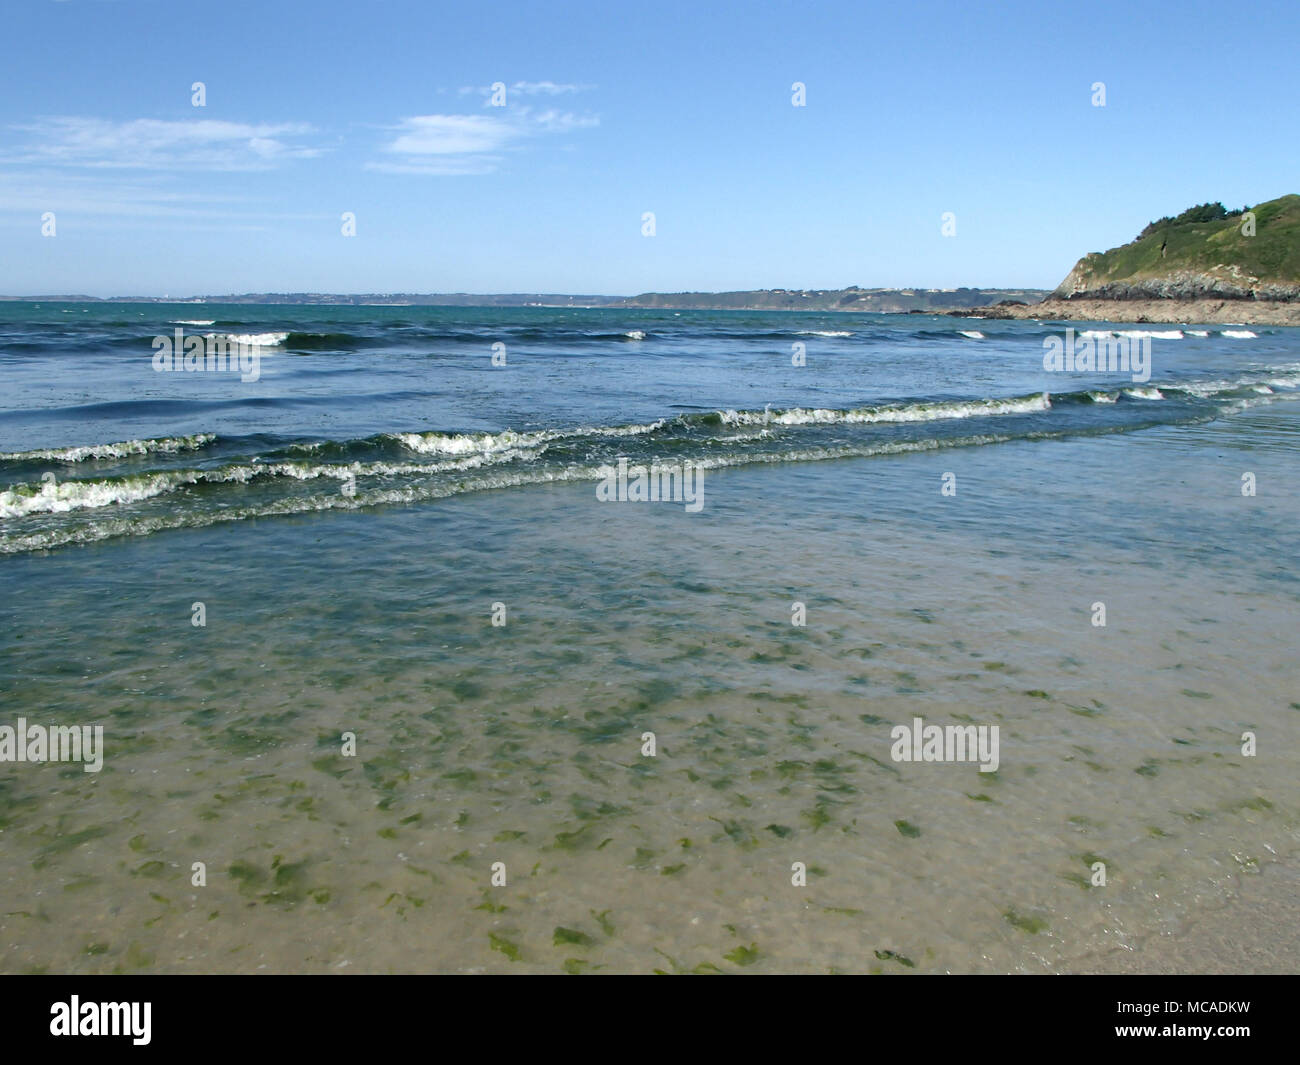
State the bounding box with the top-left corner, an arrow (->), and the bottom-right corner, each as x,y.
1052,194 -> 1300,301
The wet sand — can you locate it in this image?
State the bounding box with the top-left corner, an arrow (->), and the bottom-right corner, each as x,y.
1080,857 -> 1300,974
3,408 -> 1296,974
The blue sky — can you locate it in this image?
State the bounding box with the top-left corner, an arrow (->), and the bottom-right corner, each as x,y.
2,0 -> 1297,296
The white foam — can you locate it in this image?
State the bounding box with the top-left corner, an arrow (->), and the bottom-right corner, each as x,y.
796,330 -> 853,337
719,393 -> 1050,428
1221,329 -> 1257,339
0,472 -> 189,517
1122,387 -> 1164,400
205,331 -> 289,347
624,330 -> 646,340
1081,329 -> 1183,340
396,429 -> 544,456
394,420 -> 664,456
172,319 -> 216,326
0,445 -> 546,519
1174,372 -> 1300,398
958,330 -> 985,339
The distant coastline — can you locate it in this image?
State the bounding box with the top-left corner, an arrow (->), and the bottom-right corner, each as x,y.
6,288 -> 1295,324
0,287 -> 1048,313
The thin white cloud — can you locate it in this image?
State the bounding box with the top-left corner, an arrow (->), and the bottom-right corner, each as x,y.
385,114 -> 517,156
4,117 -> 324,171
530,109 -> 601,133
0,170 -> 323,226
0,170 -> 239,217
368,106 -> 597,176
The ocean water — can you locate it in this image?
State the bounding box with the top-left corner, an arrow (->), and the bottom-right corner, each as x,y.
1,303 -> 1297,973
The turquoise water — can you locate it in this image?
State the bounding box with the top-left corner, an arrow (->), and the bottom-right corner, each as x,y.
1,305 -> 1297,972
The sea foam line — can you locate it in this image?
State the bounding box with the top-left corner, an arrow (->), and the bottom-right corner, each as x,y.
0,449 -> 543,518
0,433 -> 217,465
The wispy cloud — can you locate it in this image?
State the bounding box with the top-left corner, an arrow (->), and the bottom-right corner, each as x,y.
457,80 -> 595,98
0,170 -> 327,231
368,105 -> 598,176
388,115 -> 517,156
4,117 -> 324,171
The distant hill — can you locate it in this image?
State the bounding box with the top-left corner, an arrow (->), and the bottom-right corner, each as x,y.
617,287 -> 1047,312
1052,194 -> 1300,302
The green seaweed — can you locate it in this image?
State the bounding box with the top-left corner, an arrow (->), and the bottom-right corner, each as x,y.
550,823 -> 595,851
874,949 -> 915,967
33,824 -> 110,869
1003,909 -> 1048,934
228,860 -> 266,895
488,932 -> 522,961
709,817 -> 757,848
724,943 -> 760,966
802,804 -> 832,832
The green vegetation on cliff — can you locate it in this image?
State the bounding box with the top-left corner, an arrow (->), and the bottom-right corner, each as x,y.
1053,194 -> 1300,300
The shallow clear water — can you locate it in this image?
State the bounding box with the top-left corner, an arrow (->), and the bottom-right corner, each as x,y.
1,305 -> 1297,972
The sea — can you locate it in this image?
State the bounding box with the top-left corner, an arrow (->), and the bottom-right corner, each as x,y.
1,303 -> 1297,973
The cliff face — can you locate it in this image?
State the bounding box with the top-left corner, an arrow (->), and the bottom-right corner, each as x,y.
1051,195 -> 1300,302
1053,267 -> 1300,302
